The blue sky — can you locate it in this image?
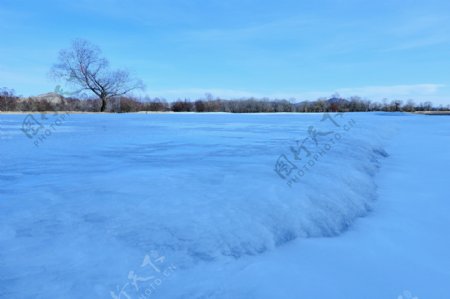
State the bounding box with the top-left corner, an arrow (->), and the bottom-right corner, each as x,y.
1,0 -> 450,104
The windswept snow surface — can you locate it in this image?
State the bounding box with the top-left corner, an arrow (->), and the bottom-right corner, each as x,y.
0,113 -> 448,298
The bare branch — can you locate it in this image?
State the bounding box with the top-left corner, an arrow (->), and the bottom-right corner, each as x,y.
50,39 -> 144,111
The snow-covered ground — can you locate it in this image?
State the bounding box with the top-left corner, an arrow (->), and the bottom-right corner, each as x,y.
0,112 -> 448,298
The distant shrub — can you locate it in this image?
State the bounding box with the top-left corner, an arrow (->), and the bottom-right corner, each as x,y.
171,100 -> 194,112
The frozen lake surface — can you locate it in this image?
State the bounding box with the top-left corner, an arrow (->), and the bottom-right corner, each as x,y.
0,112 -> 449,298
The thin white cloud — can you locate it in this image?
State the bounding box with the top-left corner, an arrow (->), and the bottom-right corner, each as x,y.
384,14 -> 450,51
336,84 -> 444,98
180,17 -> 313,43
385,36 -> 450,51
0,68 -> 53,96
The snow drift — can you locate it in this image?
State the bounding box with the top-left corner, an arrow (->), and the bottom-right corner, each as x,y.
0,113 -> 390,272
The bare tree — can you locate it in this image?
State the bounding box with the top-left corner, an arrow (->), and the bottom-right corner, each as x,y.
50,39 -> 144,112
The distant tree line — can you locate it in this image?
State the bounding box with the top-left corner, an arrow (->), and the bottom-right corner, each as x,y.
1,87 -> 448,113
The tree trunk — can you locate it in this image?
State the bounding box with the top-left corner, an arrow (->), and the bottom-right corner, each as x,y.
100,96 -> 107,112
